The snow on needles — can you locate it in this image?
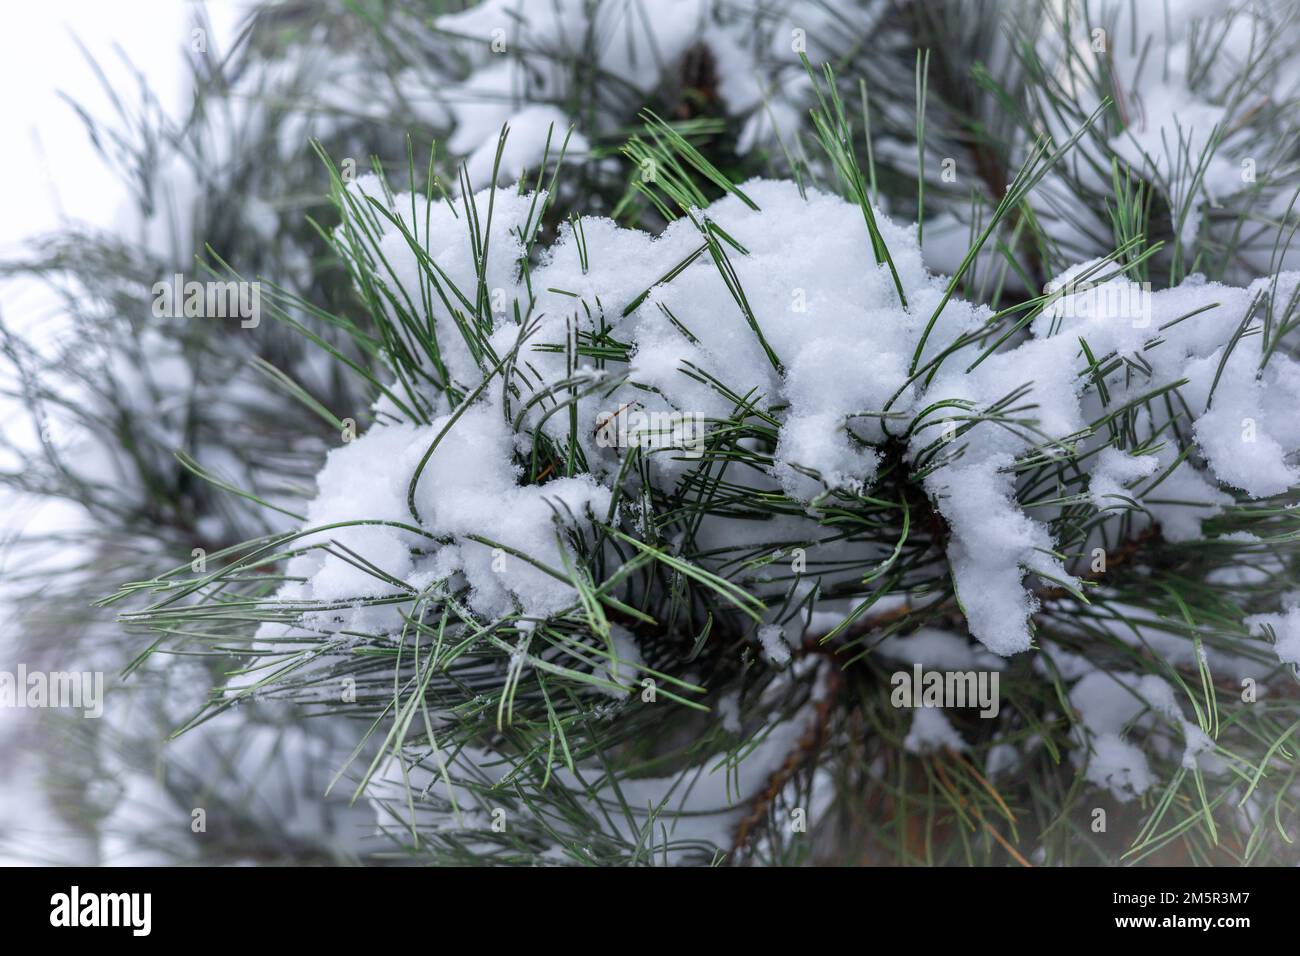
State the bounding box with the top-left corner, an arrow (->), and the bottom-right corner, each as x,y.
271,174 -> 1300,666
431,0 -> 889,182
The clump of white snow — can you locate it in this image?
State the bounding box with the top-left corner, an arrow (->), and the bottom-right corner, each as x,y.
291,172 -> 1300,668
1068,669 -> 1218,800
904,707 -> 967,754
1245,607 -> 1300,668
431,0 -> 889,180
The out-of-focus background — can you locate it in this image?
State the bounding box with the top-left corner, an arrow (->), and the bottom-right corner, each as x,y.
1,2 -> 248,864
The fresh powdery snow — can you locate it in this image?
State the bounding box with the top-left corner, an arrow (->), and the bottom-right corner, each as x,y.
244,170 -> 1300,845
923,0 -> 1300,281
903,708 -> 969,755
1246,605 -> 1300,669
432,0 -> 888,182
270,173 -> 1300,665
1068,670 -> 1220,800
